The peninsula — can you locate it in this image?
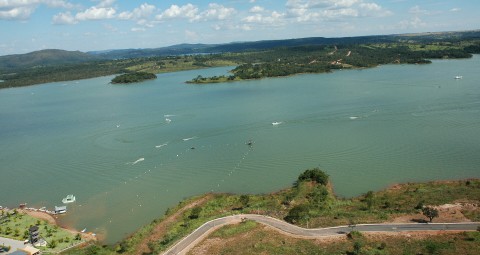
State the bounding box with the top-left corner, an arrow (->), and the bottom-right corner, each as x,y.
1,30 -> 479,89
61,169 -> 480,255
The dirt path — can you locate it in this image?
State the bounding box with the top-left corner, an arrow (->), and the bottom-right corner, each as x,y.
135,194 -> 213,255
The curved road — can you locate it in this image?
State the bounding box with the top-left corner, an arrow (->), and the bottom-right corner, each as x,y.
163,214 -> 480,255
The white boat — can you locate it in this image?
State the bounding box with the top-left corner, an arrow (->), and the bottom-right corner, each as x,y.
54,205 -> 67,214
62,194 -> 76,204
272,121 -> 282,126
165,118 -> 171,123
454,76 -> 463,79
81,228 -> 86,233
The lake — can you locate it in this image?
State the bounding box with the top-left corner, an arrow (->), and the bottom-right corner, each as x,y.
1,56 -> 479,243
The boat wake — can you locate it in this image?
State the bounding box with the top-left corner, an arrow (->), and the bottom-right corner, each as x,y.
127,157 -> 145,165
155,143 -> 168,148
182,136 -> 197,141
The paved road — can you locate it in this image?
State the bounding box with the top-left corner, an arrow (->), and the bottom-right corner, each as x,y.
162,214 -> 480,255
0,237 -> 25,254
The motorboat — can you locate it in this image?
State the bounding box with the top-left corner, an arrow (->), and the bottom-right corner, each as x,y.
62,194 -> 76,204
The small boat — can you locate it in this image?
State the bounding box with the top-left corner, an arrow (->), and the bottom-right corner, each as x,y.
62,194 -> 76,204
454,76 -> 463,79
54,205 -> 67,214
272,122 -> 282,126
81,228 -> 87,233
165,118 -> 172,123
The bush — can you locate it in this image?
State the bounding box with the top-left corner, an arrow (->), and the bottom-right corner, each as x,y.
297,168 -> 329,185
284,204 -> 310,224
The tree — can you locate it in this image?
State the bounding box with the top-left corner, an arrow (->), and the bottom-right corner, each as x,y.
74,233 -> 82,240
364,191 -> 374,210
353,241 -> 363,255
239,195 -> 250,209
189,206 -> 202,219
48,239 -> 57,248
307,185 -> 329,207
297,168 -> 329,185
23,230 -> 29,239
422,206 -> 439,222
284,204 -> 310,224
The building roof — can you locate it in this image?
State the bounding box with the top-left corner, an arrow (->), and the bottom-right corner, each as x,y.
20,246 -> 40,255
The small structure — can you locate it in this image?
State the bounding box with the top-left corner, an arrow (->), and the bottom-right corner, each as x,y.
54,205 -> 67,214
18,246 -> 40,255
28,226 -> 39,245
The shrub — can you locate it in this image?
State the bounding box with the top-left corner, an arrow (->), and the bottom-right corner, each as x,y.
297,168 -> 329,185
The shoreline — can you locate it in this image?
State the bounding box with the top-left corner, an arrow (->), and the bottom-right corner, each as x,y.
18,209 -> 97,242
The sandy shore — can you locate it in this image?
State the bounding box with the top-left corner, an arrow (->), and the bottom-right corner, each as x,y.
20,209 -> 97,242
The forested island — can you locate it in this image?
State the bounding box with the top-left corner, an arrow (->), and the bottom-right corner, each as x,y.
187,43 -> 471,84
111,72 -> 157,84
1,30 -> 480,89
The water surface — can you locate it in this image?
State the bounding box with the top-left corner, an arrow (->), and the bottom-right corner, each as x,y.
1,56 -> 479,243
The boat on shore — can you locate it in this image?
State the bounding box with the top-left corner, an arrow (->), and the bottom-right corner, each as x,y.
62,194 -> 76,204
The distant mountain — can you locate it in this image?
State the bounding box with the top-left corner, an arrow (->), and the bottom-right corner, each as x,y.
0,49 -> 100,71
87,30 -> 480,59
2,30 -> 479,70
88,43 -> 215,59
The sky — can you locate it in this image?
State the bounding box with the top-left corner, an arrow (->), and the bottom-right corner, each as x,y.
0,0 -> 479,55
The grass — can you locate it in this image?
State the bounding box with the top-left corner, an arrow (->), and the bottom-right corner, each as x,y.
0,210 -> 80,253
189,223 -> 480,255
61,175 -> 480,255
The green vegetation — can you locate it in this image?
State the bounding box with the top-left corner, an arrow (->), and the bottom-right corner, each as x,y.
0,210 -> 81,253
111,72 -> 157,84
423,206 -> 440,222
2,30 -> 480,89
62,167 -> 479,255
189,223 -> 480,255
188,42 -> 475,83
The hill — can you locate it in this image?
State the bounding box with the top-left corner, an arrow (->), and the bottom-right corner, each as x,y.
0,49 -> 100,71
87,30 -> 480,59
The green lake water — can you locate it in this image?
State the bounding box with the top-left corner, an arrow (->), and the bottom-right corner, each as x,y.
1,56 -> 479,243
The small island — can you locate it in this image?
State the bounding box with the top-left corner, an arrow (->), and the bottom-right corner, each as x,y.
111,72 -> 157,84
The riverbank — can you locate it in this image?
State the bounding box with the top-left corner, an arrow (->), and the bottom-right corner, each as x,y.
64,169 -> 479,255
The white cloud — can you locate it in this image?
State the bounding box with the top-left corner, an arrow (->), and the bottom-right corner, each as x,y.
450,8 -> 461,12
0,0 -> 74,20
286,0 -> 391,22
249,6 -> 264,13
156,4 -> 199,21
185,29 -> 199,41
131,27 -> 146,32
75,6 -> 116,20
0,5 -> 35,20
200,3 -> 235,21
243,11 -> 285,25
398,16 -> 426,29
118,3 -> 155,20
409,5 -> 429,15
95,0 -> 116,8
52,11 -> 76,24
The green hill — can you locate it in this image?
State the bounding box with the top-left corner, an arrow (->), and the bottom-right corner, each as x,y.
0,49 -> 100,71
